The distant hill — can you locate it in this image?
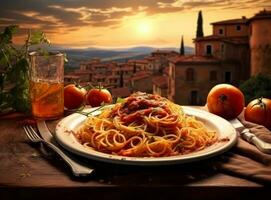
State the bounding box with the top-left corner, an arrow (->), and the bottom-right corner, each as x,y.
31,45 -> 194,68
114,46 -> 194,54
114,46 -> 160,53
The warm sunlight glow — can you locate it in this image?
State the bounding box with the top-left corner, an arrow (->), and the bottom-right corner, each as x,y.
6,3 -> 262,48
138,21 -> 151,34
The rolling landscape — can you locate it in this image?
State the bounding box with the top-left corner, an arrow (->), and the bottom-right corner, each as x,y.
59,46 -> 194,69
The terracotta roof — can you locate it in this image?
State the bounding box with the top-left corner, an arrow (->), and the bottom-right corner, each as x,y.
128,59 -> 149,64
92,64 -> 107,68
133,71 -> 152,77
110,87 -> 131,98
194,35 -> 224,41
152,76 -> 168,89
121,66 -> 133,71
169,55 -> 220,64
112,67 -> 121,71
92,74 -> 106,79
250,9 -> 271,22
211,17 -> 248,25
223,37 -> 249,45
194,35 -> 249,45
107,75 -> 119,79
73,70 -> 92,74
130,73 -> 151,81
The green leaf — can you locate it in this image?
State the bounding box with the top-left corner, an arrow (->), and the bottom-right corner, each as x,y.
0,25 -> 18,45
6,58 -> 28,81
9,66 -> 30,113
240,73 -> 271,104
0,72 -> 5,91
0,25 -> 51,113
0,91 -> 12,111
116,97 -> 125,104
30,30 -> 50,45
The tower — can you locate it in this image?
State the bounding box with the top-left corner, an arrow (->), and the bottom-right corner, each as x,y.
249,10 -> 271,75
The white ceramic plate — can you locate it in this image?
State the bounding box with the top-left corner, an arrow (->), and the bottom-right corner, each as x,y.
55,106 -> 237,166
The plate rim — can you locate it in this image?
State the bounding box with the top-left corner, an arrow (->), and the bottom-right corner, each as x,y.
55,106 -> 237,166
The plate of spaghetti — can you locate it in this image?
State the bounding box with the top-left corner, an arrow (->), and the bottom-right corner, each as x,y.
55,92 -> 237,165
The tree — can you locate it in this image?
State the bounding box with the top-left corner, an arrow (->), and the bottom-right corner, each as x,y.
239,73 -> 271,104
180,35 -> 185,55
196,10 -> 204,38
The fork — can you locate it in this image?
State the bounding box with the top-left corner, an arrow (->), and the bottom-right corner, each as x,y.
23,125 -> 94,176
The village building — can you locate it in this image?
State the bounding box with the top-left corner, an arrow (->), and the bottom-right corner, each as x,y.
152,75 -> 168,97
249,10 -> 271,75
146,50 -> 179,74
130,71 -> 153,93
65,50 -> 178,97
110,87 -> 131,102
64,10 -> 271,103
168,10 -> 271,105
195,16 -> 250,81
127,59 -> 150,72
168,55 -> 237,105
67,69 -> 92,83
64,74 -> 80,84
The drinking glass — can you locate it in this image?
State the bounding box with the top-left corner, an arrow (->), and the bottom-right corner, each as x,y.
29,52 -> 64,119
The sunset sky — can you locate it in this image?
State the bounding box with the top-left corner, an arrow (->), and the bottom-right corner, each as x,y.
1,0 -> 270,48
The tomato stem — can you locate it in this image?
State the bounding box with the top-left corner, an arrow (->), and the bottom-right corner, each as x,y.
251,97 -> 266,109
82,82 -> 94,90
250,97 -> 268,124
219,94 -> 227,102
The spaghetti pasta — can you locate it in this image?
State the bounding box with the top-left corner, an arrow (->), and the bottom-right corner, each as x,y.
75,92 -> 218,157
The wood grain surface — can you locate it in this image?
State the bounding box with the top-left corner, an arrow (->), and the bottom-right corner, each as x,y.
0,118 -> 269,200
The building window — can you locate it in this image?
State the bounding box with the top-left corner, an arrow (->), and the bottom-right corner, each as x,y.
186,68 -> 194,81
236,25 -> 241,31
210,70 -> 217,81
206,45 -> 212,55
190,90 -> 198,105
219,28 -> 224,35
225,71 -> 232,83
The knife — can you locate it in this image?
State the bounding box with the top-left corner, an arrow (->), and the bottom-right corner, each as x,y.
230,118 -> 271,154
37,120 -> 95,176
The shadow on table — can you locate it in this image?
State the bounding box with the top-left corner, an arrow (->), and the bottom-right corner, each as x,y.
69,156 -> 217,186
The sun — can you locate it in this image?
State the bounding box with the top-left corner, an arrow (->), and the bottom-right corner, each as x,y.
138,21 -> 151,34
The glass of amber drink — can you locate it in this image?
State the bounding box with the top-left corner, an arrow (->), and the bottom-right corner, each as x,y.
29,52 -> 64,120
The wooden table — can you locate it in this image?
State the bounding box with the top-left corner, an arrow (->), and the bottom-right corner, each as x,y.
0,118 -> 269,200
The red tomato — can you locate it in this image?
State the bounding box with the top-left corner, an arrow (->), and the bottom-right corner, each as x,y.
86,88 -> 112,107
64,84 -> 87,109
207,84 -> 245,119
245,98 -> 271,130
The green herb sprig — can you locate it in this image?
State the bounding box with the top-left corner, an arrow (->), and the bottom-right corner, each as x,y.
0,25 -> 50,114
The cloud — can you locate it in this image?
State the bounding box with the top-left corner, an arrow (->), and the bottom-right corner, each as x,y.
0,0 -> 270,36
